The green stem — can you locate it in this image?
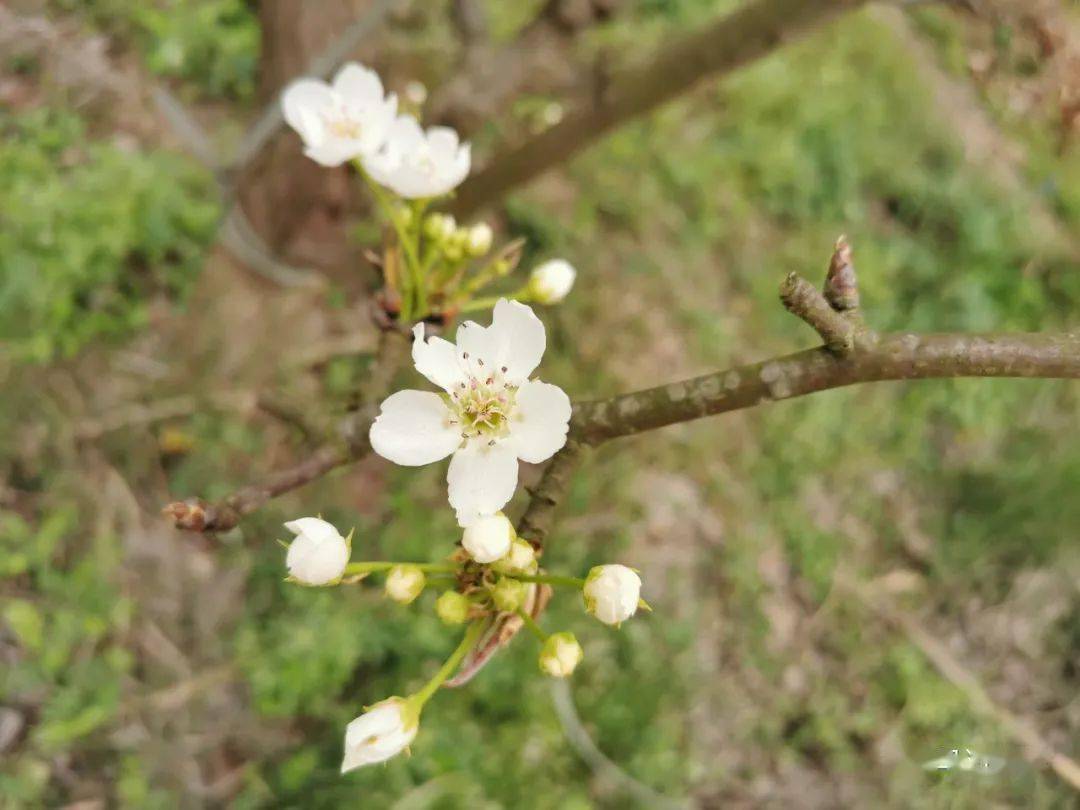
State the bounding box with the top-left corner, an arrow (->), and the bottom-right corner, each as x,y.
413,621 -> 486,707
511,573 -> 585,589
515,607 -> 548,643
354,161 -> 426,320
345,561 -> 458,576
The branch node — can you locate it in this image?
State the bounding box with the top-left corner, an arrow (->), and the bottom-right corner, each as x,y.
779,272 -> 856,355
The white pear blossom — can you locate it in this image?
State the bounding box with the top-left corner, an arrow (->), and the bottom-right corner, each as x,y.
369,299 -> 571,526
539,632 -> 583,678
528,259 -> 576,304
341,697 -> 418,772
364,115 -> 471,199
284,517 -> 350,585
385,565 -> 425,604
281,63 -> 398,167
462,514 -> 514,563
583,564 -> 642,626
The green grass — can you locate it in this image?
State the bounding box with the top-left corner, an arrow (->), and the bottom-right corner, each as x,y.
0,108 -> 219,363
2,2 -> 1078,807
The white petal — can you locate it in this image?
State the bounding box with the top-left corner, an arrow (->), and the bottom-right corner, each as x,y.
281,79 -> 334,137
427,126 -> 460,161
283,517 -> 339,543
487,299 -> 546,383
304,140 -> 365,167
412,323 -> 464,392
386,114 -> 426,151
370,390 -> 460,466
332,62 -> 383,104
454,319 -> 499,372
447,441 -> 519,526
508,380 -> 571,463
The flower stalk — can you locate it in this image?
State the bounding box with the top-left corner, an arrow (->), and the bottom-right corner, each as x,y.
412,620 -> 486,708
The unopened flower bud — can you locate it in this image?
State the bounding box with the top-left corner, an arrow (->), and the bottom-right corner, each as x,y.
341,696 -> 418,772
423,213 -> 455,242
539,632 -> 583,678
284,517 -> 350,585
435,590 -> 470,625
493,538 -> 537,575
491,577 -> 527,613
384,564 -> 425,604
583,564 -> 642,626
461,513 -> 514,564
466,223 -> 493,257
528,259 -> 576,304
404,80 -> 428,107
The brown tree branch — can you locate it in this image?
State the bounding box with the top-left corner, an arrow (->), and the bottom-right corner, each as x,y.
570,331 -> 1080,445
779,272 -> 862,354
164,329 -> 410,532
431,0 -> 625,137
451,0 -> 866,217
518,442 -> 587,551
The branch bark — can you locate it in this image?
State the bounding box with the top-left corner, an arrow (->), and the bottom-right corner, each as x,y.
571,332 -> 1080,445
164,329 -> 410,532
451,0 -> 866,217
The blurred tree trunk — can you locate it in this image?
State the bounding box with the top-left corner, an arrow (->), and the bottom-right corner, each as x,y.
237,0 -> 375,274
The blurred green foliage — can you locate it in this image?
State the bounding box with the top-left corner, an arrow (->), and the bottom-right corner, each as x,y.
2,1 -> 1078,807
55,0 -> 260,99
0,108 -> 219,363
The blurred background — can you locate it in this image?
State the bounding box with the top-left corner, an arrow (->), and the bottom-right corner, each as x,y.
1,0 -> 1079,807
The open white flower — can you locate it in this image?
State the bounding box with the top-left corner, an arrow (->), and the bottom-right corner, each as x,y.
369,299 -> 571,526
583,564 -> 642,626
284,517 -> 350,585
281,62 -> 398,167
341,697 -> 418,772
528,259 -> 576,304
364,115 -> 471,199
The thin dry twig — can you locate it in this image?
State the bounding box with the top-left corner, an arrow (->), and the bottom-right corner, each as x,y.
838,573 -> 1080,792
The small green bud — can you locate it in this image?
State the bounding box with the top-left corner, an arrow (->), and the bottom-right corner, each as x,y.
435,590 -> 470,625
493,538 -> 537,575
491,577 -> 527,613
384,564 -> 425,605
539,632 -> 583,678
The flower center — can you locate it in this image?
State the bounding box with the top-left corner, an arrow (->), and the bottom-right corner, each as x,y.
413,145 -> 439,177
324,103 -> 362,140
448,366 -> 517,443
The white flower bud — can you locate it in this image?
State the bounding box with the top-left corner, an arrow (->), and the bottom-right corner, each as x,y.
341,697 -> 419,772
423,213 -> 456,242
491,577 -> 527,613
539,632 -> 583,678
493,538 -> 537,575
404,80 -> 428,107
284,517 -> 350,585
461,513 -> 514,564
385,565 -> 425,604
528,259 -> 576,304
435,590 -> 470,625
583,564 -> 642,626
466,223 -> 493,257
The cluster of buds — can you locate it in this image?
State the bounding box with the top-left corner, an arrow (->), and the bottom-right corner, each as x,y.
283,61 -> 577,324
278,60 -> 614,777
279,515 -> 647,772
